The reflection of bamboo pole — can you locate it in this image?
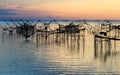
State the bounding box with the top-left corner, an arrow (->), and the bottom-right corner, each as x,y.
100,39 -> 103,55
114,40 -> 116,52
55,32 -> 59,43
83,36 -> 85,56
74,33 -> 76,41
52,34 -> 55,43
77,36 -> 80,53
118,29 -> 119,38
63,32 -> 65,43
36,33 -> 39,47
105,39 -> 107,55
108,39 -> 111,55
78,32 -> 81,51
94,36 -> 98,58
41,34 -> 43,44
115,28 -> 117,38
114,28 -> 116,52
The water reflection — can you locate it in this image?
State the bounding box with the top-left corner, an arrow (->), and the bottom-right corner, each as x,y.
34,32 -> 93,74
94,35 -> 120,74
94,35 -> 119,62
0,26 -> 120,74
35,30 -> 86,55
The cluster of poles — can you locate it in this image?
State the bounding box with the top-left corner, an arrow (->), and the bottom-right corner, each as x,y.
0,19 -> 92,39
1,19 -> 120,40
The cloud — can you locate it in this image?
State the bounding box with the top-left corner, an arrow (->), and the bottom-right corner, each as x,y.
0,4 -> 67,20
0,8 -> 17,15
0,6 -> 55,20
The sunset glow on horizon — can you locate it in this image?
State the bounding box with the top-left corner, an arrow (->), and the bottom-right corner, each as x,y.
0,0 -> 120,20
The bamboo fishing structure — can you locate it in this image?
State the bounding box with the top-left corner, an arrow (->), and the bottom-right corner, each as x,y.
1,19 -> 120,60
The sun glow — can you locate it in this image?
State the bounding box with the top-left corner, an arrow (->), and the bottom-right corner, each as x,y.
0,0 -> 120,19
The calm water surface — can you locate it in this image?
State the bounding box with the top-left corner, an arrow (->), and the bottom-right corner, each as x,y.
0,21 -> 120,75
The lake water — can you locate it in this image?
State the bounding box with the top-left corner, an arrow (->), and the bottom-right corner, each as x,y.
0,20 -> 120,75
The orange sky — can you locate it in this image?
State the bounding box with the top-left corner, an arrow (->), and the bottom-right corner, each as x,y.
0,0 -> 120,20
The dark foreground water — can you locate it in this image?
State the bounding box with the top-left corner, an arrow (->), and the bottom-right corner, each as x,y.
0,21 -> 120,75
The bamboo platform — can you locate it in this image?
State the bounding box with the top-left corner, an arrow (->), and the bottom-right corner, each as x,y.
95,34 -> 120,40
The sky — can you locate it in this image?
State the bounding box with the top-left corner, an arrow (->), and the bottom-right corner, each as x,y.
0,0 -> 120,20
